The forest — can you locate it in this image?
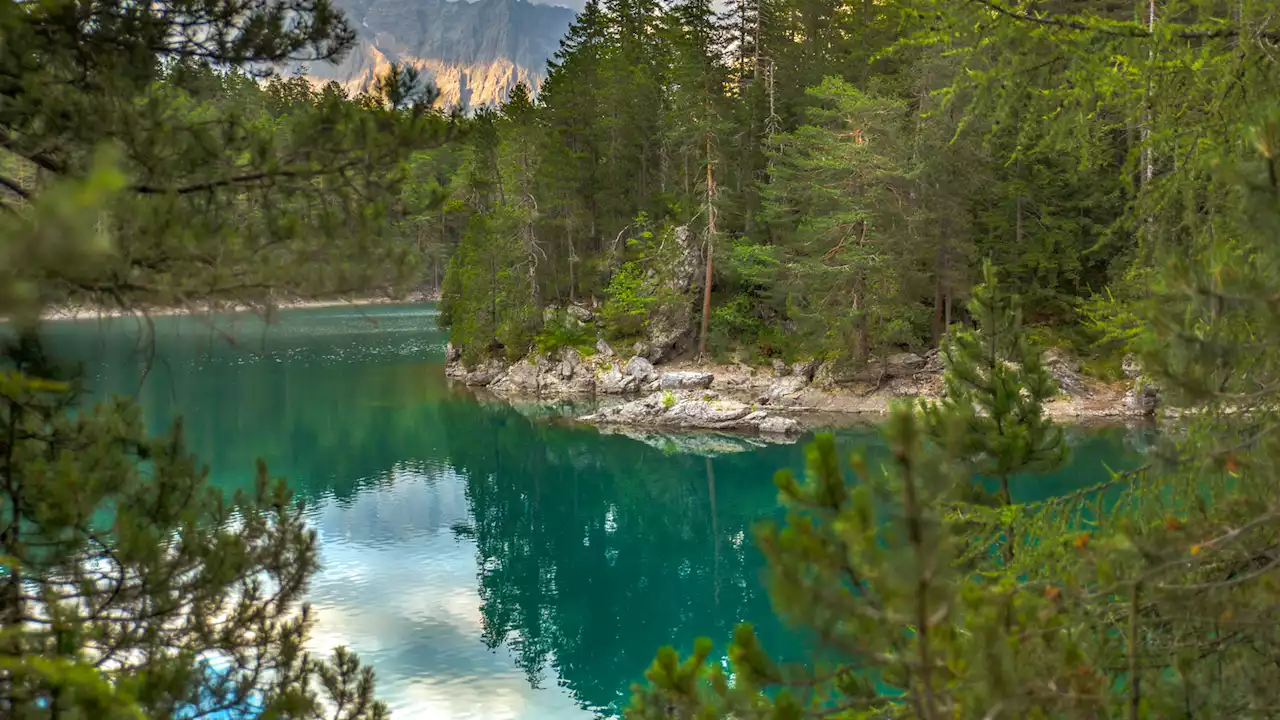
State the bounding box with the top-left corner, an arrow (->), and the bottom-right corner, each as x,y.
425,0 -> 1280,377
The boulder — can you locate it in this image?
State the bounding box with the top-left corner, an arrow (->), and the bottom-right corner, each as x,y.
772,359 -> 789,377
847,353 -> 927,382
761,375 -> 809,407
792,359 -> 820,381
624,356 -> 657,382
758,416 -> 801,435
813,361 -> 844,388
463,359 -> 507,387
646,313 -> 692,363
490,358 -> 541,394
566,304 -> 594,322
884,352 -> 926,377
557,348 -> 582,380
445,342 -> 461,363
663,397 -> 753,426
596,338 -> 616,356
445,358 -> 468,379
1123,382 -> 1160,417
598,366 -> 641,394
660,371 -> 715,390
1041,349 -> 1089,398
1122,353 -> 1142,381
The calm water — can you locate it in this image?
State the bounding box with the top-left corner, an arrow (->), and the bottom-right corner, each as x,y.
32,304 -> 1149,719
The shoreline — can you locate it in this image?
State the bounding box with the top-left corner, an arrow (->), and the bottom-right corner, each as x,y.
33,293 -> 439,323
445,346 -> 1157,435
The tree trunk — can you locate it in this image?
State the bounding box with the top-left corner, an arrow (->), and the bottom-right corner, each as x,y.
698,132 -> 716,358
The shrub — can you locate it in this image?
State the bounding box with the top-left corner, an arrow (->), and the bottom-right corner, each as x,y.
536,310 -> 596,355
601,261 -> 655,341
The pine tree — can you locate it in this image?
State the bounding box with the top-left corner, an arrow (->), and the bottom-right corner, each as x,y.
922,260 -> 1068,507
0,338 -> 386,719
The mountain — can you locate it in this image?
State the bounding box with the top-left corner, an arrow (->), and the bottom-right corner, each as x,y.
301,0 -> 576,109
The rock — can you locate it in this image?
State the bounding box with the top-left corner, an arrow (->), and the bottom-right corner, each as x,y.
445,342 -> 461,363
624,356 -> 657,382
762,375 -> 809,407
557,348 -> 582,380
596,338 -> 615,356
669,226 -> 703,294
772,359 -> 789,376
463,359 -> 507,387
1043,348 -> 1082,373
581,390 -> 801,435
1040,349 -> 1088,398
848,353 -> 927,382
1123,381 -> 1160,416
597,366 -> 641,394
812,361 -> 834,387
445,358 -> 467,379
646,314 -> 692,363
566,304 -> 593,322
663,397 -> 752,426
660,371 -> 715,390
922,348 -> 944,373
758,416 -> 801,435
1122,353 -> 1142,381
490,358 -> 541,394
885,352 -> 926,377
792,359 -> 819,381
632,341 -> 650,358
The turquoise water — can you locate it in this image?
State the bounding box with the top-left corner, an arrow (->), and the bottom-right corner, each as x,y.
33,304 -> 1150,720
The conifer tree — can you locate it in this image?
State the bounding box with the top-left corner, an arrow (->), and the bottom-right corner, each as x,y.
922,260 -> 1068,507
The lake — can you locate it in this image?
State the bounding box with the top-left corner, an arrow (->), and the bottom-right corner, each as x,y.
33,303 -> 1150,720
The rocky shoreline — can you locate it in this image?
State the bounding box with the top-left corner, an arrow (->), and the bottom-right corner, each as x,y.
446,340 -> 1160,435
36,292 -> 439,322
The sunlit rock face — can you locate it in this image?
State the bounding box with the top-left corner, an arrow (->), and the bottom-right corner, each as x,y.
298,0 -> 575,110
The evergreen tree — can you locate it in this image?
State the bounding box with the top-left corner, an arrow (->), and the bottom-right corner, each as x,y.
922,260 -> 1068,507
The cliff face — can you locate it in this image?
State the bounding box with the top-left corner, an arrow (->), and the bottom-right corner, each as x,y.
301,0 -> 575,109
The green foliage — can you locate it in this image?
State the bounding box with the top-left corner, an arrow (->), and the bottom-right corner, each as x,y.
707,294 -> 761,358
601,261 -> 656,341
661,390 -> 677,409
536,310 -> 597,355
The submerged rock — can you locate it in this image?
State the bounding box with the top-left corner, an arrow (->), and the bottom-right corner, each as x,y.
580,391 -> 802,435
593,427 -> 795,456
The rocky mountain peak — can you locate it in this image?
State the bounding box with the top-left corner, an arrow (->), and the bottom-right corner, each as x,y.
300,0 -> 575,109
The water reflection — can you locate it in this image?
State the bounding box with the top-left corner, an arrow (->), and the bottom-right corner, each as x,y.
30,305 -> 1150,719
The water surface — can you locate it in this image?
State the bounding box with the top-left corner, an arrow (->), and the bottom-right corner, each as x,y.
34,305 -> 1149,719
